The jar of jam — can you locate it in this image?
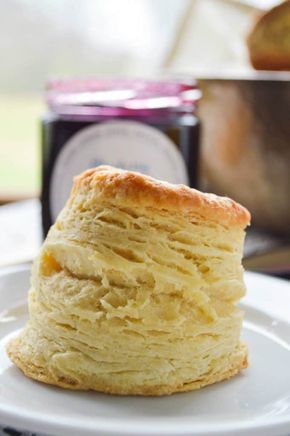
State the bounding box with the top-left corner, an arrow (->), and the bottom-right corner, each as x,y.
41,78 -> 200,235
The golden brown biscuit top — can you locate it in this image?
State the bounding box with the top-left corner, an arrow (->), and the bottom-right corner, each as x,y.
72,166 -> 251,228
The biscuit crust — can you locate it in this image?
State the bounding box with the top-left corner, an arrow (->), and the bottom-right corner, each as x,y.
7,338 -> 247,395
71,166 -> 250,228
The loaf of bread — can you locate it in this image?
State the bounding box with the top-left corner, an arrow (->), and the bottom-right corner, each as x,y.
7,166 -> 250,395
247,0 -> 290,71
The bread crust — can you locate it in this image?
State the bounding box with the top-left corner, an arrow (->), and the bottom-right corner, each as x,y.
71,166 -> 250,228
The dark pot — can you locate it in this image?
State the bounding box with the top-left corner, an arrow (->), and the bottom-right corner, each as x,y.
198,72 -> 290,235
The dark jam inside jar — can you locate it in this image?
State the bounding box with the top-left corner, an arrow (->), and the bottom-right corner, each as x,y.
41,78 -> 200,235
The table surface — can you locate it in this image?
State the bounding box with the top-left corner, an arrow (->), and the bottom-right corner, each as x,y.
0,199 -> 41,268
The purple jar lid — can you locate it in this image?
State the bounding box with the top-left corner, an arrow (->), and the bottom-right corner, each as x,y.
46,78 -> 200,118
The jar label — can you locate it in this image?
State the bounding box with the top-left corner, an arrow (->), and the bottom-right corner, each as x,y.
50,120 -> 189,221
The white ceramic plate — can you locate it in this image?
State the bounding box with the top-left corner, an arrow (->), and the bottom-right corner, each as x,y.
0,265 -> 289,436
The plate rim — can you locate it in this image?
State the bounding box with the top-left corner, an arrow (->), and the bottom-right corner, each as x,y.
0,265 -> 289,436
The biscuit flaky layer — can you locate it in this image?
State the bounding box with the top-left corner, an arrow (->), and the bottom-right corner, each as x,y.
7,166 -> 250,395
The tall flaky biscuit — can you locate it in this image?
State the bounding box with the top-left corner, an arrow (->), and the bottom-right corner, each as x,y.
7,166 -> 250,395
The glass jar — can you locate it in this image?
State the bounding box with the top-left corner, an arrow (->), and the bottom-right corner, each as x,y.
41,78 -> 200,235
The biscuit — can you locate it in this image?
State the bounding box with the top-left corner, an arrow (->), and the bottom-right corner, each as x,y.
7,166 -> 250,395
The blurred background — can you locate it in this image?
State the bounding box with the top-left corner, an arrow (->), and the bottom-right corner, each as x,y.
0,0 -> 289,276
0,0 -> 187,200
0,0 -> 278,200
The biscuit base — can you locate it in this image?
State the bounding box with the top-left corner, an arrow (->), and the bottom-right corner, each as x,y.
7,339 -> 248,396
